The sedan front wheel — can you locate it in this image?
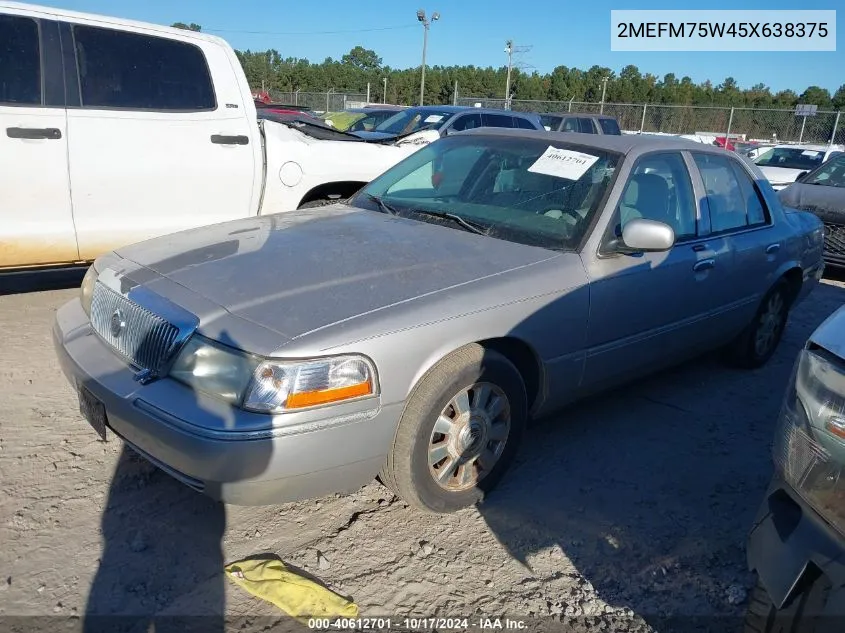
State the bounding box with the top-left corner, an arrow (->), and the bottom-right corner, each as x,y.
381,344 -> 527,513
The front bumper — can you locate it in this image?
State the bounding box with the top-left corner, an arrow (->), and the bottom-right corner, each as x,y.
52,298 -> 402,505
747,473 -> 845,610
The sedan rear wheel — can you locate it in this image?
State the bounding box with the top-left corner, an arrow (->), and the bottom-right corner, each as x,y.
380,344 -> 527,513
725,279 -> 791,369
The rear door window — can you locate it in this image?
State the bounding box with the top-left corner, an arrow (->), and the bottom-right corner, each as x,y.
73,25 -> 216,111
693,153 -> 770,233
578,118 -> 598,133
513,116 -> 537,129
0,15 -> 41,105
481,113 -> 514,128
599,118 -> 621,135
449,113 -> 482,132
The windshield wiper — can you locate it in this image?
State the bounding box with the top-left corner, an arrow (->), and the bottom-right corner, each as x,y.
406,208 -> 490,236
364,193 -> 400,215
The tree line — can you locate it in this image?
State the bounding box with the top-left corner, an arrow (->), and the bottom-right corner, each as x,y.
172,25 -> 845,110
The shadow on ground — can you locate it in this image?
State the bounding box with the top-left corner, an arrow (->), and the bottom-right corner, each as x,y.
477,280 -> 845,632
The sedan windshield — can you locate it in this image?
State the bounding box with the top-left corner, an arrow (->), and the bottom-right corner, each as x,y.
803,155 -> 845,188
755,147 -> 827,171
373,108 -> 457,135
350,135 -> 622,250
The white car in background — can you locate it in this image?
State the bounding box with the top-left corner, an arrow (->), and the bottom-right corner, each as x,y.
754,144 -> 845,190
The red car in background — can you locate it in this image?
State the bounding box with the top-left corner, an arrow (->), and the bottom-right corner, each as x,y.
253,91 -> 319,119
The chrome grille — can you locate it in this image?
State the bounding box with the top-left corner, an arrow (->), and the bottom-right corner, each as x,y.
90,282 -> 180,372
823,222 -> 845,258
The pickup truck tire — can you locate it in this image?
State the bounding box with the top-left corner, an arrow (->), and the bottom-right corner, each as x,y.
724,280 -> 790,369
743,573 -> 833,633
380,344 -> 527,513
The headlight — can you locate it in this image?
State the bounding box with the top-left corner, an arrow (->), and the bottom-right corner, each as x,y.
775,347 -> 845,537
80,265 -> 99,316
169,336 -> 377,414
169,335 -> 260,404
243,355 -> 376,413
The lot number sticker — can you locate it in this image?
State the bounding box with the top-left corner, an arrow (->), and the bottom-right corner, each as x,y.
801,150 -> 822,157
424,115 -> 445,123
528,146 -> 600,180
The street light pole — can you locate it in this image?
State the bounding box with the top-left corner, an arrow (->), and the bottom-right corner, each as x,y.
417,9 -> 440,106
383,77 -> 387,103
600,76 -> 609,114
504,40 -> 513,110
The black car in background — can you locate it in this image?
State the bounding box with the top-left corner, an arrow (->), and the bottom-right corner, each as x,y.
779,154 -> 845,268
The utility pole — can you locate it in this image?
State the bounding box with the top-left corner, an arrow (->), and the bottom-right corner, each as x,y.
416,9 -> 440,106
504,40 -> 513,110
600,76 -> 609,114
383,77 -> 387,103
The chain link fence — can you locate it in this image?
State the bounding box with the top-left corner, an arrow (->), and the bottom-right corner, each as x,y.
456,97 -> 844,145
267,90 -> 368,113
257,90 -> 844,144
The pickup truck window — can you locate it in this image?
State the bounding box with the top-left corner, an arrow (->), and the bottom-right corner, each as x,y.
72,25 -> 216,111
0,15 -> 41,105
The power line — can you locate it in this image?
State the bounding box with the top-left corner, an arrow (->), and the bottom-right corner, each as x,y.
204,24 -> 418,36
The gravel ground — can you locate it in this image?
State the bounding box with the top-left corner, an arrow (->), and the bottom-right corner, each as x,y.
1,272 -> 844,633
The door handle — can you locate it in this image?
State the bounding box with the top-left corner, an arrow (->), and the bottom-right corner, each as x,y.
6,127 -> 62,140
765,243 -> 781,255
693,258 -> 716,272
210,134 -> 249,145
692,243 -> 708,252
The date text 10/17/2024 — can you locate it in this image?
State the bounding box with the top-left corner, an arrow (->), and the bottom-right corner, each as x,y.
308,617 -> 528,630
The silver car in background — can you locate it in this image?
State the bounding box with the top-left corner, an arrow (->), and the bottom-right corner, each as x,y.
53,130 -> 825,513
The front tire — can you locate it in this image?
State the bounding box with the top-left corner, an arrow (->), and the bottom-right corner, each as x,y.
725,280 -> 791,369
381,344 -> 527,513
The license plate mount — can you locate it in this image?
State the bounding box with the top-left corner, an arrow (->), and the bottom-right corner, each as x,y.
78,386 -> 108,442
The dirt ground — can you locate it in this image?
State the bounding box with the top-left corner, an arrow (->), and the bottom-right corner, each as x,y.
1,273 -> 844,633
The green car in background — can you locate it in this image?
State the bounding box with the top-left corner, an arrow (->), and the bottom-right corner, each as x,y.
323,106 -> 406,132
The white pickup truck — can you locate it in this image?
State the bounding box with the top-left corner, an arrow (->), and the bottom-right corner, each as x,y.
0,1 -> 423,270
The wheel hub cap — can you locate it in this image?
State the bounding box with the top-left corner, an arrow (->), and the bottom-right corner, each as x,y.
427,382 -> 511,492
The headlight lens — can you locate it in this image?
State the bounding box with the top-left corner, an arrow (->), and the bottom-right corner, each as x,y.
775,347 -> 845,537
169,335 -> 260,404
80,265 -> 99,316
243,355 -> 376,413
169,337 -> 377,414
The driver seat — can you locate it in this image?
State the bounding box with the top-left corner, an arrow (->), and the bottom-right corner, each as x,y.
619,173 -> 671,227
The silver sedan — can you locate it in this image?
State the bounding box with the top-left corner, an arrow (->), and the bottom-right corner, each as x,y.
53,130 -> 826,513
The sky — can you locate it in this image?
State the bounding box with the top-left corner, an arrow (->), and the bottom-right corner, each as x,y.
33,0 -> 842,95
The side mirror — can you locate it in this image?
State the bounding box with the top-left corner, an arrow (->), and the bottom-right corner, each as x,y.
796,171 -> 809,182
618,218 -> 675,252
441,127 -> 452,137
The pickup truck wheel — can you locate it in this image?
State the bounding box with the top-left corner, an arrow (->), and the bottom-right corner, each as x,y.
724,280 -> 790,369
381,344 -> 527,513
743,573 -> 833,633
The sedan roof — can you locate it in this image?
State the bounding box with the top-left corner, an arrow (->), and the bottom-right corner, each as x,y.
456,128 -> 725,155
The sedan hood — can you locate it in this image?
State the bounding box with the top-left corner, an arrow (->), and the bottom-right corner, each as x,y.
758,165 -> 806,187
115,205 -> 559,343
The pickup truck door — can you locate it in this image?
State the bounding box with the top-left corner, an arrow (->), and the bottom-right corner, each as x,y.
63,22 -> 259,260
580,150 -> 733,391
0,15 -> 78,268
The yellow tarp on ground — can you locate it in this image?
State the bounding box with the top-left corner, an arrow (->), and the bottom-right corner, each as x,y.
225,557 -> 358,622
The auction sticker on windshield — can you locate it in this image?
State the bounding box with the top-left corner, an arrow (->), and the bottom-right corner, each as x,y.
802,150 -> 822,157
424,115 -> 444,123
528,146 -> 600,180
